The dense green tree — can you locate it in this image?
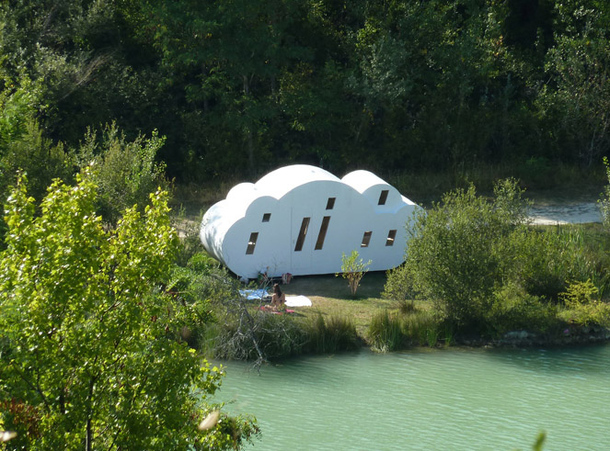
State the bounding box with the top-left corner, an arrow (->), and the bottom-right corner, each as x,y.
139,0 -> 307,176
0,76 -> 73,205
384,179 -> 597,334
0,174 -> 258,449
0,0 -> 609,181
0,0 -> 162,147
76,122 -> 168,224
350,0 -> 537,170
536,0 -> 610,166
394,181 -> 523,330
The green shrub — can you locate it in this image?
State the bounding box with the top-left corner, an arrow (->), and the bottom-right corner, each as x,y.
167,252 -> 239,350
77,122 -> 169,224
2,119 -> 73,203
397,298 -> 417,315
386,178 -> 606,337
336,250 -> 371,297
558,279 -> 610,328
389,179 -> 530,331
487,283 -> 558,336
383,264 -> 416,303
499,227 -> 588,301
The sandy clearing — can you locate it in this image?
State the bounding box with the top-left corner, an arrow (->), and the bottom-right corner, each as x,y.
528,202 -> 601,225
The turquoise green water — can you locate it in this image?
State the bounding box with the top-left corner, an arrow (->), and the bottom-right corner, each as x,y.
214,345 -> 610,450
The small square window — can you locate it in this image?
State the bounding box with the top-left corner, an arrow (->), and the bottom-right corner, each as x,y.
262,213 -> 271,222
326,197 -> 336,210
378,190 -> 389,205
386,230 -> 397,246
361,231 -> 372,247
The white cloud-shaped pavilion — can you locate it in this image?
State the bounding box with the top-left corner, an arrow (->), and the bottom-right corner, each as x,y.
200,164 -> 420,279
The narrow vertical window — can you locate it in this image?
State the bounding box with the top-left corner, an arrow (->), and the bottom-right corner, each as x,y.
315,216 -> 331,250
294,217 -> 310,251
361,231 -> 372,247
262,213 -> 271,222
326,197 -> 336,210
378,189 -> 389,205
386,229 -> 397,246
246,232 -> 259,255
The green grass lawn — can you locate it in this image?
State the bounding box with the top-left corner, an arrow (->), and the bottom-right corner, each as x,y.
279,271 -> 399,336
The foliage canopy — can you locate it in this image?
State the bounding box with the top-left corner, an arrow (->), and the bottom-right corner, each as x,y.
385,179 -> 604,335
2,0 -> 610,183
0,174 -> 258,449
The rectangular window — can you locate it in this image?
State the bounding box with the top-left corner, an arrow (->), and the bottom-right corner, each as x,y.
294,217 -> 310,251
386,229 -> 397,246
315,216 -> 331,250
361,231 -> 372,247
378,190 -> 389,205
246,232 -> 259,255
262,213 -> 271,222
326,197 -> 336,210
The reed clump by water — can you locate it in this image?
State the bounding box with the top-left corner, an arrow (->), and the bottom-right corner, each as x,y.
302,314 -> 362,354
368,308 -> 454,352
368,310 -> 404,352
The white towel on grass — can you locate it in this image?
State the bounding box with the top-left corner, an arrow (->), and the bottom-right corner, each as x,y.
285,295 -> 312,307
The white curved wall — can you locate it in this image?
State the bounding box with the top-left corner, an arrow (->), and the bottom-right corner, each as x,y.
200,165 -> 421,279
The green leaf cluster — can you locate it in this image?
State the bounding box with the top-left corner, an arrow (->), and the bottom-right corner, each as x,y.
385,179 -> 602,336
559,279 -> 610,327
0,174 -> 257,449
337,250 -> 371,297
0,77 -> 73,207
1,1 -> 610,182
77,122 -> 169,225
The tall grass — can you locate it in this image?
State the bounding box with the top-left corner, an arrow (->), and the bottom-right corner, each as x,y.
368,310 -> 404,352
402,311 -> 443,347
303,314 -> 361,354
367,308 -> 452,352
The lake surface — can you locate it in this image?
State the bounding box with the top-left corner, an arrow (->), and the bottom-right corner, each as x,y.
214,345 -> 610,450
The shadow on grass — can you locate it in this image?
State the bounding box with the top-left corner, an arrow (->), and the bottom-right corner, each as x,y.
282,271 -> 387,300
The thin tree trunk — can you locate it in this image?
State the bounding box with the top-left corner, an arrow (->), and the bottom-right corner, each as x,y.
85,375 -> 96,451
86,418 -> 92,451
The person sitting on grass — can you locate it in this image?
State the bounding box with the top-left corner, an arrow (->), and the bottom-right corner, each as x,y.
270,283 -> 286,311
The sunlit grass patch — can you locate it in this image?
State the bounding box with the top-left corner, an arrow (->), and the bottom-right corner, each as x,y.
282,272 -> 396,336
